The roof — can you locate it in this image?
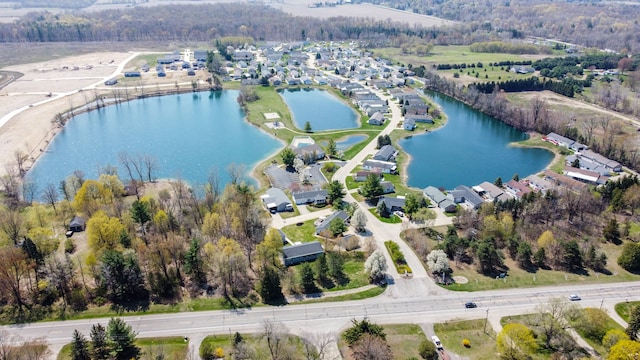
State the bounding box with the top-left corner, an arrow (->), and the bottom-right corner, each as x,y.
505,180 -> 532,197
423,186 -> 448,204
374,145 -> 397,161
544,170 -> 588,191
546,132 -> 575,146
293,189 -> 328,202
404,118 -> 416,128
316,211 -> 349,233
478,182 -> 504,199
282,241 -> 324,260
293,144 -> 325,158
263,188 -> 291,207
453,185 -> 485,208
377,196 -> 406,209
579,149 -> 621,170
70,216 -> 86,227
369,112 -> 384,122
363,159 -> 396,170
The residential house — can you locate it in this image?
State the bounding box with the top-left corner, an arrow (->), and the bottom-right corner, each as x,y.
261,188 -> 293,212
363,159 -> 397,174
377,196 -> 406,213
293,144 -> 325,163
577,149 -> 622,172
368,112 -> 385,126
282,241 -> 324,266
354,171 -> 382,182
380,181 -> 395,194
476,182 -> 510,202
505,180 -> 533,199
315,210 -> 350,235
423,186 -> 456,213
563,166 -> 608,185
233,50 -> 254,61
543,170 -> 588,192
292,189 -> 328,205
522,175 -> 553,193
544,132 -> 587,151
373,145 -> 397,162
69,216 -> 86,232
406,115 -> 433,124
451,185 -> 485,210
403,118 -> 416,131
403,103 -> 429,116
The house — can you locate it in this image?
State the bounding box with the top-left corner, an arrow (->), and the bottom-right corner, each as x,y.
451,185 -> 485,210
315,211 -> 350,234
505,180 -> 533,199
293,144 -> 325,163
292,189 -> 328,205
476,182 -> 510,202
406,115 -> 433,124
563,166 -> 608,185
543,170 -> 588,192
363,159 -> 397,174
423,186 -> 456,212
377,196 -> 406,213
522,175 -> 554,193
380,181 -> 395,194
368,112 -> 385,126
69,216 -> 86,232
354,171 -> 382,182
261,188 -> 293,212
233,50 -> 254,61
403,118 -> 416,131
282,241 -> 324,266
544,132 -> 586,151
578,149 -> 622,172
373,145 -> 397,162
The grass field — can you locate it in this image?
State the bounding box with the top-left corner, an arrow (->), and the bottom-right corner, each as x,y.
200,332 -> 304,359
434,319 -> 497,360
569,308 -> 624,357
338,323 -> 428,360
368,208 -> 402,224
615,301 -> 640,322
281,219 -> 318,242
287,251 -> 369,293
57,336 -> 188,360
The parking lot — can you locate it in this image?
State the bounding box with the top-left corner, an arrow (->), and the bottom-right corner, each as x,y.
264,163 -> 329,190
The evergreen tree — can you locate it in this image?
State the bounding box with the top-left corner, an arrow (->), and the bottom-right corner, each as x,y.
326,139 -> 337,158
328,252 -> 346,281
361,174 -> 384,202
299,262 -> 317,293
315,254 -> 329,283
258,266 -> 283,304
604,218 -> 621,243
71,329 -> 90,360
627,306 -> 640,340
304,121 -> 313,133
325,180 -> 346,205
494,177 -> 503,187
184,238 -> 205,284
130,200 -> 151,230
280,148 -> 296,168
90,324 -> 110,360
106,317 -> 142,360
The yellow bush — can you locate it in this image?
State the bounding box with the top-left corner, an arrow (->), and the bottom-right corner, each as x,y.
462,338 -> 471,348
214,347 -> 225,358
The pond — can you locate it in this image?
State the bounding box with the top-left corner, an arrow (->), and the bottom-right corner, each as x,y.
278,88 -> 358,131
399,92 -> 554,190
320,134 -> 367,152
26,90 -> 282,195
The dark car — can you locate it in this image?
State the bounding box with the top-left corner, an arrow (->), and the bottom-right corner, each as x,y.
465,302 -> 477,308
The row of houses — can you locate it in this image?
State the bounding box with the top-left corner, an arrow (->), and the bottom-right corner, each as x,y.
544,132 -> 621,175
261,187 -> 333,213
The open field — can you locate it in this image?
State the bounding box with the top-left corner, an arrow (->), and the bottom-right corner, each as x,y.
57,336 -> 188,360
434,319 -> 497,360
338,323 -> 428,360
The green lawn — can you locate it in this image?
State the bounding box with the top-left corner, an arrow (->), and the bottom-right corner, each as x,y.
434,319 -> 497,360
385,324 -> 428,360
368,208 -> 402,224
294,286 -> 385,304
281,219 -> 318,243
58,336 -> 187,360
125,53 -> 161,70
569,308 -> 624,357
288,251 -> 369,292
346,176 -> 360,190
615,301 -> 640,322
201,333 -> 305,359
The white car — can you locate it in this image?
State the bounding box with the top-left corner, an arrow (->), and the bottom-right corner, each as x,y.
568,294 -> 581,301
431,335 -> 443,350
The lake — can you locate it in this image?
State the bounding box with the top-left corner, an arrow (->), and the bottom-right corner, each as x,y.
278,88 -> 358,131
26,90 -> 282,193
400,92 -> 554,190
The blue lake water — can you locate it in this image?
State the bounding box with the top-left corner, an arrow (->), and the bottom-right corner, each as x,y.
278,88 -> 358,131
320,135 -> 367,152
400,92 -> 554,190
27,91 -> 282,193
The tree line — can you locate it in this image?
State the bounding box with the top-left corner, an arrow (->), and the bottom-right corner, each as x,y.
469,41 -> 552,55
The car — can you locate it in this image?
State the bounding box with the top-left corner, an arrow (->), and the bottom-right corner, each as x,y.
394,210 -> 405,218
568,294 -> 581,301
431,335 -> 443,350
465,302 -> 477,308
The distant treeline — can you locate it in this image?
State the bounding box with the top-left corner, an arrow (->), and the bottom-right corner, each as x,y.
472,76 -> 592,98
469,41 -> 552,55
0,3 -> 455,43
434,60 -> 532,70
11,0 -> 97,8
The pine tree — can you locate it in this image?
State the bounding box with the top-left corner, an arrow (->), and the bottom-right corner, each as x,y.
300,262 -> 317,293
259,266 -> 283,304
71,329 -> 90,360
315,254 -> 329,283
90,324 -> 110,360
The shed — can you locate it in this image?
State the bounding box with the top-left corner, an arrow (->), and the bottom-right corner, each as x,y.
69,216 -> 86,232
282,241 -> 324,266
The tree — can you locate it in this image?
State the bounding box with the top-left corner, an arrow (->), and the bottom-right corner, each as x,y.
360,174 -> 384,202
130,199 -> 151,232
0,207 -> 24,245
404,193 -> 420,219
325,180 -> 346,205
364,250 -> 387,283
497,323 -> 538,360
256,229 -> 284,269
413,208 -> 437,224
608,339 -> 640,360
205,237 -> 249,298
70,330 -> 90,360
326,139 -> 337,158
327,252 -> 345,281
299,262 -> 317,293
343,318 -> 386,346
294,158 -> 306,182
87,211 -> 127,254
426,249 -> 450,274
351,333 -> 392,360
183,237 -> 205,284
280,148 -> 296,168
304,121 -> 313,133
376,200 -> 390,218
533,297 -> 579,348
315,254 -> 329,284
42,184 -> 59,214
602,329 -> 629,351
475,238 -> 503,274
626,305 -> 640,340
618,242 -> 640,273
73,179 -> 112,215
106,317 -> 141,360
418,339 -> 438,360
561,240 -> 583,271
0,247 -> 32,316
329,218 -> 347,237
258,266 -> 283,304
90,324 -> 110,360
575,308 -> 609,342
99,250 -> 148,305
494,177 -> 503,187
604,218 -> 621,243
516,242 -> 532,267
351,208 -> 368,232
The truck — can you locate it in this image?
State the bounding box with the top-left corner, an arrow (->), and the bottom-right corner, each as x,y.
431,335 -> 443,351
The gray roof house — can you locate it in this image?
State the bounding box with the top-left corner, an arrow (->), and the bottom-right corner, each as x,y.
380,181 -> 395,194
377,196 -> 406,212
373,145 -> 397,162
477,182 -> 510,202
451,185 -> 485,210
423,186 -> 456,213
403,118 -> 416,131
293,144 -> 326,163
316,210 -> 350,234
368,112 -> 385,126
363,159 -> 397,174
545,132 -> 586,151
282,241 -> 324,266
578,149 -> 622,172
261,188 -> 293,212
69,216 -> 86,232
406,115 -> 433,124
354,170 -> 382,182
292,189 -> 328,205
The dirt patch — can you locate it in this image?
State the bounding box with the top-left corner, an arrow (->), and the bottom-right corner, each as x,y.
0,71 -> 23,90
453,276 -> 469,284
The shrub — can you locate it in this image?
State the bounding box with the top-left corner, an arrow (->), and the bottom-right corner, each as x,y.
419,339 -> 438,360
462,338 -> 471,348
64,238 -> 76,253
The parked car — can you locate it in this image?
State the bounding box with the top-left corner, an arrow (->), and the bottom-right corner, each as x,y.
568,294 -> 581,301
431,335 -> 443,350
465,302 -> 477,308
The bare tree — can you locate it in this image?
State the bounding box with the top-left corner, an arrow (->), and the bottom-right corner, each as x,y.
351,334 -> 392,360
42,184 -> 59,214
533,297 -> 580,348
301,332 -> 337,360
0,207 -> 24,245
119,152 -> 136,183
227,163 -> 246,186
21,181 -> 37,205
13,150 -> 29,177
141,154 -> 158,182
204,168 -> 221,211
0,165 -> 20,200
263,320 -> 294,360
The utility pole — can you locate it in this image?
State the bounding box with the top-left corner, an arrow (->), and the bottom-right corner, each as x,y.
483,308 -> 489,334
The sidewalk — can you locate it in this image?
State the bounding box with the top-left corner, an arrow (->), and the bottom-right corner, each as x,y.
285,284 -> 378,303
